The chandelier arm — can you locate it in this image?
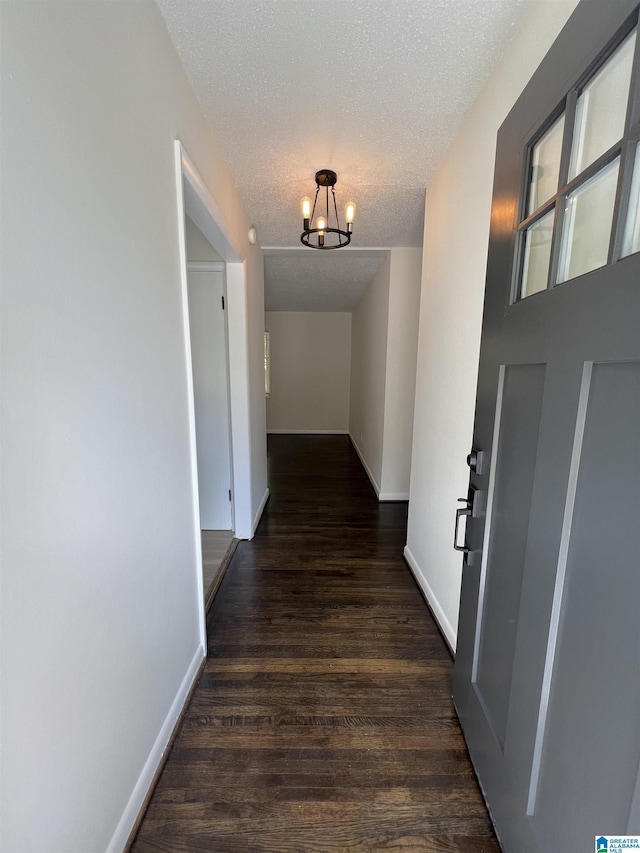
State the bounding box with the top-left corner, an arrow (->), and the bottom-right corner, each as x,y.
310,185 -> 320,224
331,186 -> 344,246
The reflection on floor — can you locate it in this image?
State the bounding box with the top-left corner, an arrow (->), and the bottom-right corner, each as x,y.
201,529 -> 237,612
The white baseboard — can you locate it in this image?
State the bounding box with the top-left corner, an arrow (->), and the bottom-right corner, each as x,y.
252,487 -> 270,535
266,429 -> 349,435
348,433 -> 381,497
106,645 -> 205,853
403,545 -> 457,653
379,491 -> 410,502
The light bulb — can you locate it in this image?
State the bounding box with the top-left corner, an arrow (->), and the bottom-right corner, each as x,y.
316,216 -> 326,233
301,197 -> 312,226
345,201 -> 356,233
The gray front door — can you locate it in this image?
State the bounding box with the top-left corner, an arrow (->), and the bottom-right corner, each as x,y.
453,2 -> 640,851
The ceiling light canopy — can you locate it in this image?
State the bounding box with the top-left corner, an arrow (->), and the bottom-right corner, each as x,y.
300,169 -> 355,250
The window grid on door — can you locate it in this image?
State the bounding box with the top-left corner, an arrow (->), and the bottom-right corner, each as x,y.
513,11 -> 640,303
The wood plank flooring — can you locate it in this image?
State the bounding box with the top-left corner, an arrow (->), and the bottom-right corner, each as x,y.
131,435 -> 499,853
201,530 -> 234,594
201,530 -> 238,613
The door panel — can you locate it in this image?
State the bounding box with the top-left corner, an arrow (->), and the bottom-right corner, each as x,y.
187,266 -> 233,531
531,360 -> 640,851
475,362 -> 546,750
453,1 -> 640,850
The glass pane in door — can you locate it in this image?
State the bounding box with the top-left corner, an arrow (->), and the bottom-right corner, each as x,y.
558,158 -> 619,283
568,31 -> 635,180
528,115 -> 565,215
622,143 -> 640,257
520,209 -> 554,299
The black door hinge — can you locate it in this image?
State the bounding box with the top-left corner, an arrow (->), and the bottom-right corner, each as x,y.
221,295 -> 225,310
228,489 -> 232,501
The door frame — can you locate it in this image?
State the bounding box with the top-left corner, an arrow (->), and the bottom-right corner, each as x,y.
173,141 -> 254,639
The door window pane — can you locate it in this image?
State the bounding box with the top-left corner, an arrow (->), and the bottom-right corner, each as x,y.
558,158 -> 619,283
528,115 -> 565,215
520,209 -> 554,298
622,143 -> 640,257
568,31 -> 635,180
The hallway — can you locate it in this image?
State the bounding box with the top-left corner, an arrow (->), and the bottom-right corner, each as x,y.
131,435 -> 499,852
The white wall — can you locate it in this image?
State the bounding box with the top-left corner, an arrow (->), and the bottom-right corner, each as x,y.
0,2 -> 266,851
266,312 -> 352,433
349,254 -> 391,493
185,215 -> 223,261
349,249 -> 421,499
380,248 -> 422,499
246,246 -> 269,528
405,0 -> 581,651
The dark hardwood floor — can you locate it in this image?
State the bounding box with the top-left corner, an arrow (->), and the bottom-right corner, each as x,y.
131,435 -> 500,852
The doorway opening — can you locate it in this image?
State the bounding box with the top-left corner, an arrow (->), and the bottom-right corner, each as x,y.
174,141 -> 254,636
185,225 -> 238,609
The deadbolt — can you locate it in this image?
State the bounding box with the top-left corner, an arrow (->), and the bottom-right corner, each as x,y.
467,447 -> 488,475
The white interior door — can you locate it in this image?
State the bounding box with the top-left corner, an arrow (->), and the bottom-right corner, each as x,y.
187,262 -> 233,531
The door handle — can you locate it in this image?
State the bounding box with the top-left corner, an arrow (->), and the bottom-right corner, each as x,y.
453,498 -> 471,553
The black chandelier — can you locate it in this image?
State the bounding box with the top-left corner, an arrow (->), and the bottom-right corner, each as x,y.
300,169 -> 356,250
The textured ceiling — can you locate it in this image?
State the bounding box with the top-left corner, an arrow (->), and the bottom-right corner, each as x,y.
264,250 -> 388,312
157,0 -> 534,309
